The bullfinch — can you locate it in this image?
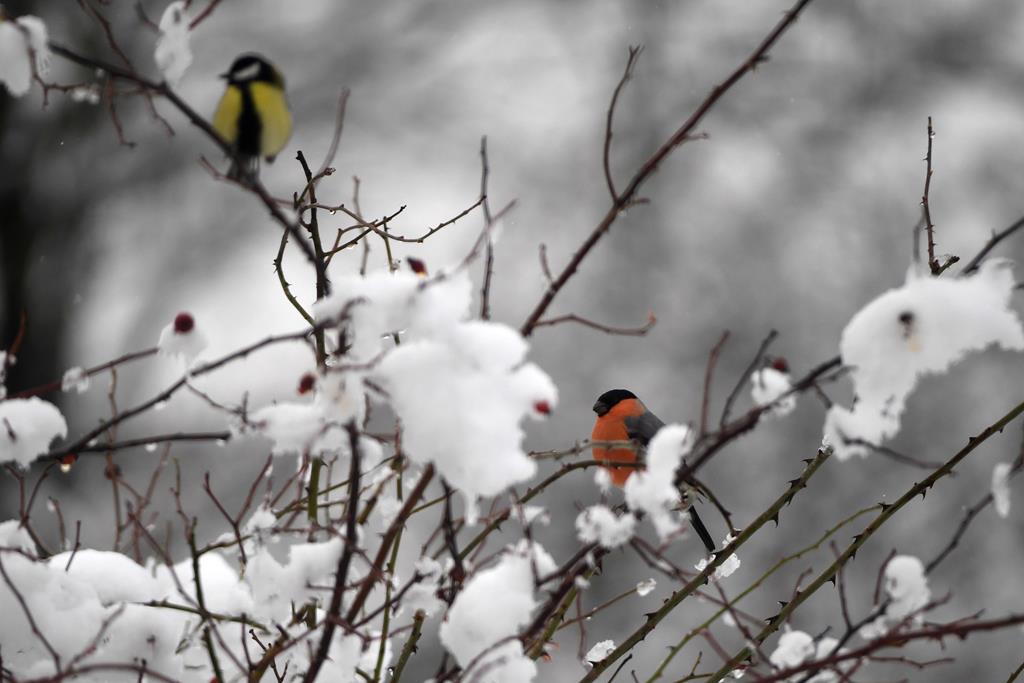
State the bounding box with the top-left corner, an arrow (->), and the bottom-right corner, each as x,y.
592,389 -> 716,553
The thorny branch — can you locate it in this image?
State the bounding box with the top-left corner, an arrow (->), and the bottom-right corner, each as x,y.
4,3 -> 1024,682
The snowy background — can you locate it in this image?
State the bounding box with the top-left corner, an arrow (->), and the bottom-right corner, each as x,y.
3,0 -> 1024,680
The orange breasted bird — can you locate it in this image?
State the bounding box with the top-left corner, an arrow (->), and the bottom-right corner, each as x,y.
592,389 -> 716,553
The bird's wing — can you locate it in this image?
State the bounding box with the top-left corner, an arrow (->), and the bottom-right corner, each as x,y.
623,405 -> 665,446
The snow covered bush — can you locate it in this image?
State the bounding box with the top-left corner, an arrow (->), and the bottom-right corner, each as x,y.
2,3 -> 1024,683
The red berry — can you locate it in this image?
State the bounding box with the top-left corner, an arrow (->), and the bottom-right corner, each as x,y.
298,373 -> 316,395
407,257 -> 428,276
533,400 -> 551,416
173,312 -> 194,334
770,357 -> 789,373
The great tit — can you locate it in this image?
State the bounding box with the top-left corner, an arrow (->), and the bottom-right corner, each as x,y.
212,53 -> 292,179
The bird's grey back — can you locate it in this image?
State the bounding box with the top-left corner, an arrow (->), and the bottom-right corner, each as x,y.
624,404 -> 665,445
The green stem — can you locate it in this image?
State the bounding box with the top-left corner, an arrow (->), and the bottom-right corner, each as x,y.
1007,657 -> 1024,683
528,566 -> 598,658
189,525 -> 225,683
374,467 -> 405,681
274,228 -> 316,328
139,599 -> 268,631
647,504 -> 877,681
374,526 -> 403,681
577,448 -> 832,682
307,457 -> 322,523
380,222 -> 401,346
703,397 -> 1024,683
296,151 -> 330,367
391,613 -> 425,682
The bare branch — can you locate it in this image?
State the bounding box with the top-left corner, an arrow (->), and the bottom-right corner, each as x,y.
921,116 -> 939,273
719,330 -> 777,427
303,421 -> 363,683
961,214 -> 1024,275
520,0 -> 818,337
532,311 -> 656,337
603,45 -> 643,201
699,331 -> 730,438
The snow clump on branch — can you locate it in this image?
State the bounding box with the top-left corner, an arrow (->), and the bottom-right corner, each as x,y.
576,505 -> 636,548
0,509 -> 380,681
823,260 -> 1024,460
314,268 -> 557,522
0,14 -> 49,97
750,360 -> 795,417
769,630 -> 847,682
860,554 -> 932,639
439,541 -> 556,682
153,2 -> 191,85
623,424 -> 692,541
0,397 -> 67,467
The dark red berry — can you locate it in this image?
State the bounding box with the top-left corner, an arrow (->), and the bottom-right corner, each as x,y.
770,357 -> 789,373
533,400 -> 551,416
407,257 -> 428,276
173,312 -> 194,333
298,373 -> 316,395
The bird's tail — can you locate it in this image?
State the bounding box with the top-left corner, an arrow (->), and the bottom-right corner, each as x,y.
688,507 -> 716,554
227,154 -> 259,182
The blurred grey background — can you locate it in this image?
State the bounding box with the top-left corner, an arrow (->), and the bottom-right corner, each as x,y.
2,0 -> 1024,680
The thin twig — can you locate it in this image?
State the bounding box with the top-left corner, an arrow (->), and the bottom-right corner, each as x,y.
921,116 -> 939,273
48,42 -> 321,273
532,312 -> 656,336
699,331 -> 730,438
188,0 -> 225,28
603,46 -> 644,201
9,347 -> 158,399
344,464 -> 436,622
314,89 -> 350,180
960,214 -> 1024,275
69,431 -> 232,456
579,448 -> 832,681
0,554 -> 61,670
925,426 -> 1024,574
719,330 -> 777,427
703,397 -> 1024,683
44,312 -> 354,462
480,136 -> 496,320
520,0 -> 817,336
303,422 -> 362,683
754,613 -> 1024,683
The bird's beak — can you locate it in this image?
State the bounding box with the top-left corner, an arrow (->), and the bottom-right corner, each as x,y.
592,400 -> 609,416
218,71 -> 230,80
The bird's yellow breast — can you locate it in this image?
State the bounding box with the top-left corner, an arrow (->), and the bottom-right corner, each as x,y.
250,81 -> 292,160
212,84 -> 242,147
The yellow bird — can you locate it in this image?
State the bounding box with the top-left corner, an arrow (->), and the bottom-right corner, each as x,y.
212,53 -> 292,179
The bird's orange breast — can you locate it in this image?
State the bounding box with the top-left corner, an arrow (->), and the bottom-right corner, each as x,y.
591,398 -> 644,487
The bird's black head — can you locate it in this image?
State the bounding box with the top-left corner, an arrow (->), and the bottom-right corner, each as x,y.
592,389 -> 638,416
221,54 -> 284,87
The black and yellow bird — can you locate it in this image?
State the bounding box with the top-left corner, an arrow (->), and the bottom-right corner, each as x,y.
212,53 -> 292,179
591,389 -> 717,553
